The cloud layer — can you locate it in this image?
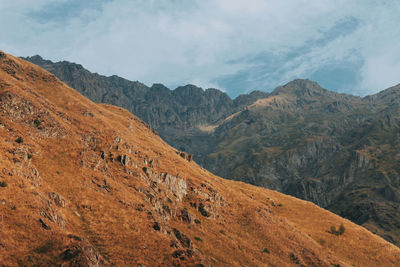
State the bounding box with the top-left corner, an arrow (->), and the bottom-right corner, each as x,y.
1,0 -> 400,96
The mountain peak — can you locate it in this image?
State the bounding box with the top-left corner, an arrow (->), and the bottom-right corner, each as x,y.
364,83 -> 400,105
174,84 -> 204,94
271,79 -> 328,97
28,54 -> 44,60
22,54 -> 48,64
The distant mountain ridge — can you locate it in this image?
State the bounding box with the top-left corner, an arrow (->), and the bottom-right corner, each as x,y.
24,55 -> 268,132
24,55 -> 400,247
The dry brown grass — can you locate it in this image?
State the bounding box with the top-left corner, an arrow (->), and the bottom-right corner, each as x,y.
0,50 -> 399,266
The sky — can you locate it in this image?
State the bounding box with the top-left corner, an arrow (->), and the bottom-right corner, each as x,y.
1,0 -> 400,97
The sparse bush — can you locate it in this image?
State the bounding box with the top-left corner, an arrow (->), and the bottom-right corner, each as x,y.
11,205 -> 16,210
330,226 -> 336,233
0,181 -> 7,187
33,118 -> 41,127
194,236 -> 202,242
15,137 -> 23,143
219,229 -> 225,235
27,153 -> 33,159
34,240 -> 57,254
338,224 -> 345,235
194,219 -> 201,224
153,222 -> 160,231
329,224 -> 345,236
262,248 -> 270,254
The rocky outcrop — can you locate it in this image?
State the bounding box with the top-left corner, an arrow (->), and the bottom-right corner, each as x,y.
60,242 -> 109,266
48,192 -> 66,208
176,151 -> 193,162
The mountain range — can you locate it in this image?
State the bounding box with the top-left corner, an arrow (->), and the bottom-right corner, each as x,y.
3,51 -> 400,265
23,55 -> 400,248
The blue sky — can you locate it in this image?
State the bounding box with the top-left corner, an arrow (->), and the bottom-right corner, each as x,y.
1,0 -> 400,97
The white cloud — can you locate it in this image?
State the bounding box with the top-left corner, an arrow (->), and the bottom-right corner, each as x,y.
1,0 -> 400,95
361,51 -> 400,94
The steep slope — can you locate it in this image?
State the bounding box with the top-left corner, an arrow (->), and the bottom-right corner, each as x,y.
2,51 -> 400,266
24,56 -> 400,247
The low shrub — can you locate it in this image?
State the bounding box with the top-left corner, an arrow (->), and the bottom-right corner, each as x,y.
262,248 -> 270,254
329,224 -> 345,236
34,240 -> 57,254
33,118 -> 41,127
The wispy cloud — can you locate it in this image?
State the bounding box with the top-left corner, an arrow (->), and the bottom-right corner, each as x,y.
1,0 -> 399,96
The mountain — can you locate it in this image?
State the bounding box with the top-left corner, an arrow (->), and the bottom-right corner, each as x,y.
4,50 -> 400,266
24,55 -> 400,247
202,79 -> 400,246
23,55 -> 267,146
204,79 -> 400,246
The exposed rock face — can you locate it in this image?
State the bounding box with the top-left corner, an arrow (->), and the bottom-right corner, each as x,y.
60,242 -> 109,267
24,56 -> 400,246
49,192 -> 66,208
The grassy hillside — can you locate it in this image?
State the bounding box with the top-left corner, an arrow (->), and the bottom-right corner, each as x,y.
1,51 -> 400,266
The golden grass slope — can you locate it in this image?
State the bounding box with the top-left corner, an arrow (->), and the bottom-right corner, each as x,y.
0,50 -> 399,266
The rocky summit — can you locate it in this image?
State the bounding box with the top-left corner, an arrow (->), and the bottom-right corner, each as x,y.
25,55 -> 400,247
2,51 -> 400,265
